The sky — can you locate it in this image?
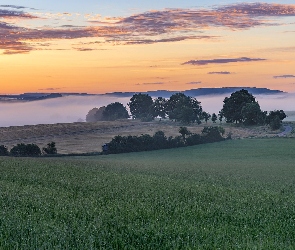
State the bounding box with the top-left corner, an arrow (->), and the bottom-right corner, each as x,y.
1,1 -> 295,94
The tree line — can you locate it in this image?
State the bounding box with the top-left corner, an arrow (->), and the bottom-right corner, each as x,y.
87,89 -> 286,130
105,126 -> 226,154
0,142 -> 57,156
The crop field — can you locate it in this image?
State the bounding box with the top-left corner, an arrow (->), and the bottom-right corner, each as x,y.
0,120 -> 290,154
0,138 -> 295,249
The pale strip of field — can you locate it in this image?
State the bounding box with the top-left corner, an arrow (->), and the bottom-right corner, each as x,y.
1,120 -> 292,154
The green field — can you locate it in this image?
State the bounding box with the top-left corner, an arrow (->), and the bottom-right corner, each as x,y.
1,138 -> 295,249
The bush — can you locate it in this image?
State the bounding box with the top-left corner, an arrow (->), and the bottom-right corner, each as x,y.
269,115 -> 281,130
186,134 -> 203,146
202,126 -> 225,143
0,145 -> 9,156
10,143 -> 41,156
43,142 -> 57,154
106,126 -> 225,154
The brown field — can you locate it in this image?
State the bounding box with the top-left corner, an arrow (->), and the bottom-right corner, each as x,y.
1,120 -> 293,154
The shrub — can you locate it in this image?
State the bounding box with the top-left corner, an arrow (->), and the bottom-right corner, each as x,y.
269,115 -> 281,130
43,142 -> 57,155
186,134 -> 203,146
202,126 -> 225,143
0,145 -> 9,156
10,143 -> 41,156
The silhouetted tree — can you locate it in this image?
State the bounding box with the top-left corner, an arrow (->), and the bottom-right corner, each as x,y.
128,93 -> 154,120
86,106 -> 106,122
10,143 -> 41,156
221,89 -> 258,124
202,112 -> 211,124
211,113 -> 217,123
179,126 -> 191,141
166,93 -> 202,124
43,142 -> 57,155
218,111 -> 223,124
241,102 -> 266,125
266,110 -> 286,124
152,97 -> 167,119
102,102 -> 129,121
0,145 -> 9,156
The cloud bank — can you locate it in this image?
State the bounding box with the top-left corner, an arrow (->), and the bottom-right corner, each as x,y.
208,71 -> 232,75
183,57 -> 266,66
1,3 -> 295,54
0,93 -> 294,127
273,75 -> 295,78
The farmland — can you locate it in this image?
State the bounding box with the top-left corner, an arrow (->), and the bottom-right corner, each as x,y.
1,138 -> 295,249
0,120 -> 292,154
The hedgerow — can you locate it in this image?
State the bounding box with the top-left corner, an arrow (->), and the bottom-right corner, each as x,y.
106,126 -> 225,154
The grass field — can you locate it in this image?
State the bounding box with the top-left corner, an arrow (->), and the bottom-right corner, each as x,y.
1,138 -> 295,249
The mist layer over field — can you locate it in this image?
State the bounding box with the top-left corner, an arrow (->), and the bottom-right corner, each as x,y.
0,93 -> 294,127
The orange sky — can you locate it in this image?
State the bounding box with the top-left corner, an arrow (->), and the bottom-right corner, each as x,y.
1,2 -> 295,94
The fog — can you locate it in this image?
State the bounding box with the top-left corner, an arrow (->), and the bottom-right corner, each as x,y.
0,93 -> 294,127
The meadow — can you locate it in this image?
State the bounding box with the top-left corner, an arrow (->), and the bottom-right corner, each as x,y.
0,138 -> 295,249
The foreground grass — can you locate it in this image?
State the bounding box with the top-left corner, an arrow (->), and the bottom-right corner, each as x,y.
0,138 -> 295,249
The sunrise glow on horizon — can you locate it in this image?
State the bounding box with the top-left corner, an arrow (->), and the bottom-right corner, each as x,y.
1,1 -> 295,94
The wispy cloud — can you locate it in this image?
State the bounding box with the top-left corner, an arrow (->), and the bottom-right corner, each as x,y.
183,57 -> 266,66
273,74 -> 295,79
38,88 -> 63,91
186,81 -> 202,85
208,71 -> 232,74
137,82 -> 165,85
1,3 -> 295,54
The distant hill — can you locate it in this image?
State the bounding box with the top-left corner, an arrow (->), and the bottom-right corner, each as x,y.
0,87 -> 285,102
105,87 -> 284,98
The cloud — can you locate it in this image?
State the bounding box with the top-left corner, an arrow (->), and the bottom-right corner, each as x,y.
208,71 -> 232,74
137,82 -> 165,85
38,88 -> 63,91
273,75 -> 295,79
1,3 -> 295,54
0,8 -> 37,19
117,35 -> 217,45
183,57 -> 266,66
186,81 -> 202,85
0,5 -> 26,9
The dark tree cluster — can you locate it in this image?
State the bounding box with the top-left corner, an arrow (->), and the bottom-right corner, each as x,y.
0,142 -> 57,157
86,89 -> 286,131
86,103 -> 129,122
220,89 -> 286,130
87,92 -> 210,124
106,126 -> 225,154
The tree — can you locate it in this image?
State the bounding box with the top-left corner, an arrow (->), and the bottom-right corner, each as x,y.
266,110 -> 286,124
102,102 -> 129,121
86,106 -> 106,122
201,126 -> 224,143
179,126 -> 191,141
269,115 -> 281,130
241,102 -> 266,125
152,97 -> 167,119
166,93 -> 202,124
221,89 -> 257,124
202,112 -> 211,124
211,113 -> 217,123
10,143 -> 41,156
266,110 -> 286,130
0,145 -> 9,156
43,142 -> 57,155
128,93 -> 154,120
218,111 -> 223,124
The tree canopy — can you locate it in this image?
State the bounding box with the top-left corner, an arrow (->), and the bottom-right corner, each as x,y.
166,93 -> 203,124
221,89 -> 259,124
102,102 -> 129,121
128,93 -> 154,120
